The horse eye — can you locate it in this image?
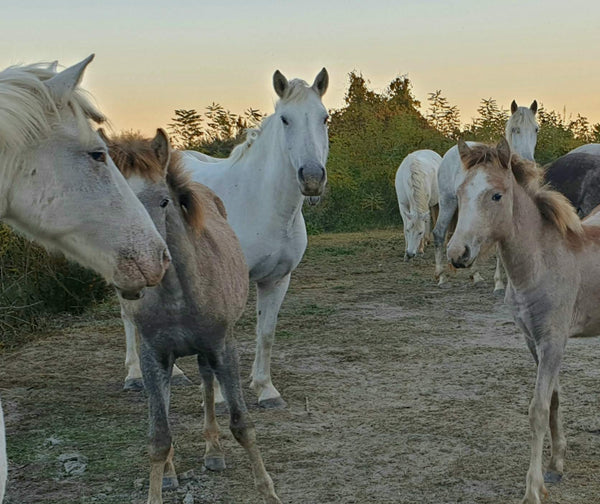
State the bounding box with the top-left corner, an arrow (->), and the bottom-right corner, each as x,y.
89,151 -> 106,163
323,116 -> 329,124
492,193 -> 502,202
160,198 -> 170,208
281,116 -> 289,126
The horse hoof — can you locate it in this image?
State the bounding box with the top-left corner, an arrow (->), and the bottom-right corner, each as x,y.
204,456 -> 226,472
162,475 -> 179,490
493,288 -> 505,298
171,374 -> 193,387
544,470 -> 563,484
123,378 -> 144,391
258,396 -> 287,409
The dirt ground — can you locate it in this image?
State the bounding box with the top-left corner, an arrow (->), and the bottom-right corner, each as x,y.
1,229 -> 599,504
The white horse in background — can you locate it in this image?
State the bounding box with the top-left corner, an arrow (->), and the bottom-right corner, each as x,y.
0,56 -> 169,503
395,150 -> 441,259
433,100 -> 539,291
123,68 -> 330,408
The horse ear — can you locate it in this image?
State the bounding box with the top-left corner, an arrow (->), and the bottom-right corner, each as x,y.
97,128 -> 110,144
151,128 -> 171,174
497,137 -> 511,169
312,68 -> 329,97
530,100 -> 538,115
273,70 -> 289,98
457,139 -> 472,167
44,54 -> 94,108
511,100 -> 518,114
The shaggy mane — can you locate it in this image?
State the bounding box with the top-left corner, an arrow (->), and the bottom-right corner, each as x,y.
0,61 -> 105,153
463,144 -> 584,246
107,132 -> 204,232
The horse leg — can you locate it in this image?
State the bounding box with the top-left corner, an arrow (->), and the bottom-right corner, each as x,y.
493,252 -> 505,295
140,344 -> 177,504
216,338 -> 281,504
123,310 -> 190,391
123,310 -> 144,391
522,339 -> 565,504
545,379 -> 566,483
251,275 -> 291,409
399,206 -> 410,261
432,197 -> 456,285
0,399 -> 6,504
197,355 -> 226,471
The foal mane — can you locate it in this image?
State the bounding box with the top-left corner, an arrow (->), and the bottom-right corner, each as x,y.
107,132 -> 204,232
0,62 -> 105,152
463,144 -> 584,245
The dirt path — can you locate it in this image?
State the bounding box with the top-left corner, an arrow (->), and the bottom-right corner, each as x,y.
1,229 -> 599,503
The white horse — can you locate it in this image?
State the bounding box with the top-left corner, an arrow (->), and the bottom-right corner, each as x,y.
433,100 -> 539,291
0,56 -> 170,503
122,69 -> 329,408
395,150 -> 441,259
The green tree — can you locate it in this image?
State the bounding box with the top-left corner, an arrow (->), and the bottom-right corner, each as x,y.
426,90 -> 461,139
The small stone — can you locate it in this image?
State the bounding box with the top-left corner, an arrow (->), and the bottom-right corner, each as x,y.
58,452 -> 88,463
179,469 -> 195,481
64,460 -> 87,475
183,492 -> 194,504
133,478 -> 145,491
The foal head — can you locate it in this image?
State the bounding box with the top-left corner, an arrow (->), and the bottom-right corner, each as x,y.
272,68 -> 330,196
447,138 -> 515,268
102,129 -> 204,257
506,100 -> 538,161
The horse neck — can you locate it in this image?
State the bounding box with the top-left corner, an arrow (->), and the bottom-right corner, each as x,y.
497,183 -> 549,290
0,153 -> 19,218
231,121 -> 304,225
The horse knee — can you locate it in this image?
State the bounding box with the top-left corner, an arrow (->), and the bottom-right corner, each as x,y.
230,413 -> 256,445
148,435 -> 172,463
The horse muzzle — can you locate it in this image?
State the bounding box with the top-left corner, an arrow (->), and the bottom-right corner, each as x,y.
447,243 -> 475,269
298,162 -> 327,196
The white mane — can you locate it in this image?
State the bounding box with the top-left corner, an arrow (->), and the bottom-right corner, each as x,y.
226,78 -> 318,165
409,163 -> 430,214
505,106 -> 538,139
0,62 -> 105,153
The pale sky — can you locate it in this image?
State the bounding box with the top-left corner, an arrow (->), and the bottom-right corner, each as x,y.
2,0 -> 599,136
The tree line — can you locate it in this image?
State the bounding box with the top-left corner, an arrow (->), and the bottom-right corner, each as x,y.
169,71 -> 600,232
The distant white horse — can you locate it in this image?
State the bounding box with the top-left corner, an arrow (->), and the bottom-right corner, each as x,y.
395,150 -> 441,259
433,100 -> 539,290
122,68 -> 329,408
0,56 -> 169,504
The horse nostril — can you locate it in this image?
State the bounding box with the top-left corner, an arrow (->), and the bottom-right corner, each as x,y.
162,248 -> 171,268
320,167 -> 326,181
461,245 -> 470,263
298,167 -> 305,181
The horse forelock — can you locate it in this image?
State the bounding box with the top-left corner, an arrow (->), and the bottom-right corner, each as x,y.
107,133 -> 205,233
0,62 -> 105,153
466,144 -> 584,246
276,78 -> 316,104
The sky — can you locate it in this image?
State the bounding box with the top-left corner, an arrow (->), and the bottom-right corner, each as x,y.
2,0 -> 600,136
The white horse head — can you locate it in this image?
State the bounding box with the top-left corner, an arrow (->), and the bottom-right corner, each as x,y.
506,100 -> 538,161
0,56 -> 170,299
404,210 -> 431,258
271,68 -> 329,196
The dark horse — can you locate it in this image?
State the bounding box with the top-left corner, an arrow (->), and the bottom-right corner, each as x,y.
102,129 -> 281,504
545,144 -> 600,217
